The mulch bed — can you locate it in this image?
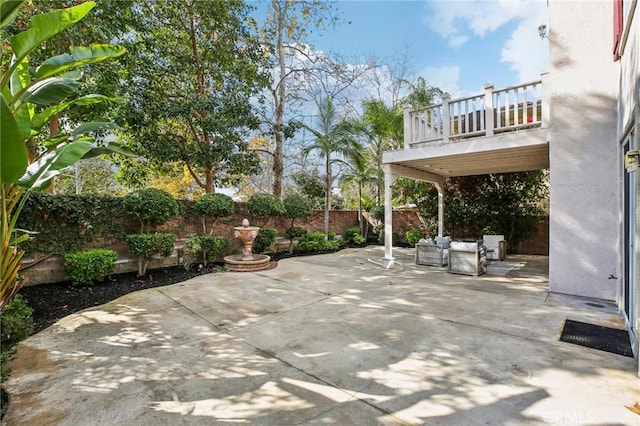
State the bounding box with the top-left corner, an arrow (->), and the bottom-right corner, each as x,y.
17,247 -> 354,335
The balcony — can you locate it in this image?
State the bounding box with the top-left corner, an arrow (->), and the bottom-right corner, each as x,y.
384,75 -> 549,179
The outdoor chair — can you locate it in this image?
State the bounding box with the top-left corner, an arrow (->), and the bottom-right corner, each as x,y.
483,234 -> 506,261
415,236 -> 451,267
448,240 -> 487,276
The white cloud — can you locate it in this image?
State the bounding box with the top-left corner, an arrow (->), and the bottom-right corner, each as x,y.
425,0 -> 533,47
424,0 -> 549,84
417,65 -> 462,97
500,3 -> 549,81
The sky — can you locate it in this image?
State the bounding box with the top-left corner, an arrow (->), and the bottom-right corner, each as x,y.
299,0 -> 550,98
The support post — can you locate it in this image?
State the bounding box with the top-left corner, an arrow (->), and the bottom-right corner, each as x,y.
442,93 -> 451,144
436,183 -> 444,237
484,83 -> 494,137
383,165 -> 397,268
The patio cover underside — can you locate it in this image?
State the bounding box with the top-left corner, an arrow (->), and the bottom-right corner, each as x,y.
383,127 -> 549,178
380,128 -> 549,268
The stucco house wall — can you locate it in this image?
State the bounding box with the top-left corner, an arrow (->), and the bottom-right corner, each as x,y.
548,1 -> 621,300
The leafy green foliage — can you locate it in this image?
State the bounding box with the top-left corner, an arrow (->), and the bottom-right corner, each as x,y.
290,170 -> 325,210
126,233 -> 175,258
398,171 -> 548,244
195,193 -> 235,219
119,0 -> 270,193
123,188 -> 179,232
370,205 -> 384,222
125,232 -> 175,276
283,193 -> 312,227
1,294 -> 34,350
1,294 -> 34,391
252,228 -> 278,254
297,97 -> 363,237
285,226 -> 307,240
0,0 -> 132,310
183,233 -> 228,270
344,226 -> 365,245
297,231 -> 341,252
405,228 -> 424,246
17,193 -> 128,255
64,248 -> 118,285
194,193 -> 235,234
247,193 -> 284,226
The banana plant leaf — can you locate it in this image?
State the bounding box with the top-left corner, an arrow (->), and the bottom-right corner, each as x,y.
3,2 -> 95,87
0,0 -> 24,29
0,97 -> 27,183
17,140 -> 134,191
36,44 -> 126,80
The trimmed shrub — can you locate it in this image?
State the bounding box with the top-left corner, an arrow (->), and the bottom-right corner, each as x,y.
297,231 -> 341,252
345,226 -> 365,245
123,188 -> 179,232
247,193 -> 284,226
1,295 -> 34,351
200,235 -> 228,263
405,228 -> 424,246
285,226 -> 308,253
183,234 -> 228,270
64,249 -> 118,285
285,226 -> 307,240
195,193 -> 235,234
370,205 -> 384,222
252,228 -> 278,254
126,232 -> 175,276
283,194 -> 312,227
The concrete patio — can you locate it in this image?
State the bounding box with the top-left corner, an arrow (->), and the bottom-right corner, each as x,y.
3,246 -> 639,425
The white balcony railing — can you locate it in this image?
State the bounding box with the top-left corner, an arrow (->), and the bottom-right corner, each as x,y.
404,75 -> 549,149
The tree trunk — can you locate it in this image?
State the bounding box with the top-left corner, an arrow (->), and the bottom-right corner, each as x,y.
324,159 -> 331,240
271,0 -> 286,198
47,116 -> 60,194
204,167 -> 214,193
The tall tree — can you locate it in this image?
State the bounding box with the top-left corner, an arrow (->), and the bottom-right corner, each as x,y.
297,97 -> 362,238
121,0 -> 270,193
260,0 -> 338,198
360,99 -> 403,203
339,150 -> 379,233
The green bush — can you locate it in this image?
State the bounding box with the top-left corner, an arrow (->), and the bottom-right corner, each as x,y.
126,232 -> 175,276
345,226 -> 365,245
64,249 -> 118,285
123,188 -> 179,232
297,231 -> 341,252
327,230 -> 336,241
248,193 -> 284,226
285,226 -> 307,240
1,295 -> 34,351
252,228 -> 278,254
183,234 -> 228,270
283,194 -> 312,226
200,235 -> 228,263
405,228 -> 424,246
195,193 -> 235,233
370,205 -> 384,222
285,226 -> 308,253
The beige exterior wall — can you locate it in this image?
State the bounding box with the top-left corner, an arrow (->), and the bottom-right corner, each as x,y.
548,1 -> 621,299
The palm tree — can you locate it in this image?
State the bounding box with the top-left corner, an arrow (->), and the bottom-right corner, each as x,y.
297,97 -> 362,239
361,99 -> 403,203
339,150 -> 379,236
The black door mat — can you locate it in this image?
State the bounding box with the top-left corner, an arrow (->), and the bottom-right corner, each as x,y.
560,319 -> 633,357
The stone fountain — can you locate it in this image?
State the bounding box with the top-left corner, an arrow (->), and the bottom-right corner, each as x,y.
223,219 -> 271,272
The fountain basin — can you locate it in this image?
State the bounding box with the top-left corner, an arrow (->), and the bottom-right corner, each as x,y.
223,254 -> 271,272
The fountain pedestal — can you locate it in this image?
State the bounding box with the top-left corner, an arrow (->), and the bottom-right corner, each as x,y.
223,219 -> 271,272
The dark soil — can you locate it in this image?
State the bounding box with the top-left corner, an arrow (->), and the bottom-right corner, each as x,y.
17,248 -> 356,335
19,265 -> 218,334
